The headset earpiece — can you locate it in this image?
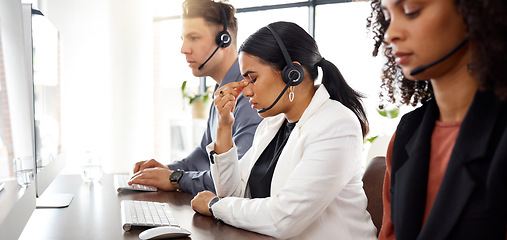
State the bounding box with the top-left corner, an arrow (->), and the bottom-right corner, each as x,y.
282,62 -> 304,86
266,26 -> 305,87
216,5 -> 231,48
216,30 -> 231,48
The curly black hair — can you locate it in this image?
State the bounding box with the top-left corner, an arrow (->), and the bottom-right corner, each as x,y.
367,0 -> 507,106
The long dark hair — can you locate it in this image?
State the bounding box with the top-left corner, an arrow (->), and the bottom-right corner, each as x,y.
239,21 -> 369,137
367,0 -> 507,105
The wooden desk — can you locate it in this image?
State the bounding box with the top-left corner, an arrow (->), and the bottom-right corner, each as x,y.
19,174 -> 273,240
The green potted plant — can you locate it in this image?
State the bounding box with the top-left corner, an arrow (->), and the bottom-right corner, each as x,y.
181,80 -> 212,118
365,106 -> 400,143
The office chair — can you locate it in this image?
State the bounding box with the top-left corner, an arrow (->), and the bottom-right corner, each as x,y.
362,156 -> 386,236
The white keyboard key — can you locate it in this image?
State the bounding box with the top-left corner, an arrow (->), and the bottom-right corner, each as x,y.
121,200 -> 180,231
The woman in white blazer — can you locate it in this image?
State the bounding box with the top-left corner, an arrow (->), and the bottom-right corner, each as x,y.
191,21 -> 377,239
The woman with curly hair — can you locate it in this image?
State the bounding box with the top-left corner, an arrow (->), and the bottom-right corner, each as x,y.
368,0 -> 507,239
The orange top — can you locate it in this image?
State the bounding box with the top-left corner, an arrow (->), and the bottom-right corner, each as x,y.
378,120 -> 461,240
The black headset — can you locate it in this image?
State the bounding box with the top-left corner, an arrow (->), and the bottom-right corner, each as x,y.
266,25 -> 304,86
198,4 -> 232,70
216,5 -> 231,48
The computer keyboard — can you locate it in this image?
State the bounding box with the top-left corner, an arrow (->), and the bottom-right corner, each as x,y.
114,174 -> 157,193
121,200 -> 179,231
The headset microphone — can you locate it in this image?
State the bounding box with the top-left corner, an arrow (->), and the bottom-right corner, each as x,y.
257,82 -> 292,113
198,5 -> 231,70
257,25 -> 305,114
198,42 -> 224,70
410,37 -> 469,76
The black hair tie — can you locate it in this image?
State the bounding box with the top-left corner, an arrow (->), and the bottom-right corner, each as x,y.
318,57 -> 326,66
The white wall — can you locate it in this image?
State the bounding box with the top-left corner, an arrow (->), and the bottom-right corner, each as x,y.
108,0 -> 154,173
40,0 -> 154,174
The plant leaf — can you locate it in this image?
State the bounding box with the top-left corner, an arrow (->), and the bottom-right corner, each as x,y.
364,135 -> 378,143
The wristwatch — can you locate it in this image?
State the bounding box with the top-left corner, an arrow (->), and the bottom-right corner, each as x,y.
169,169 -> 184,184
208,196 -> 221,218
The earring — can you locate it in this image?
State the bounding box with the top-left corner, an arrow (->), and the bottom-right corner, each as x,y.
289,86 -> 295,102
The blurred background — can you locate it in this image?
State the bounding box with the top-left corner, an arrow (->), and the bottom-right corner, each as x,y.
14,0 -> 410,176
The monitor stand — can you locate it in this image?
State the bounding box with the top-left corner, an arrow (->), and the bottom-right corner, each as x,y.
36,193 -> 73,208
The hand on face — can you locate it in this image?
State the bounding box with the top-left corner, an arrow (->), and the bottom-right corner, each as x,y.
129,164 -> 177,191
191,190 -> 217,217
214,80 -> 249,127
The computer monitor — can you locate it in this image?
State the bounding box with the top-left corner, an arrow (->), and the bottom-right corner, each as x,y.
0,0 -> 36,238
22,4 -> 72,208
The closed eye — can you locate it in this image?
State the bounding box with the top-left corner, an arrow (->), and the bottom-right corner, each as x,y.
405,9 -> 421,19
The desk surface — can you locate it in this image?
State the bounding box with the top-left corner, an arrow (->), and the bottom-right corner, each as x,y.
19,174 -> 273,240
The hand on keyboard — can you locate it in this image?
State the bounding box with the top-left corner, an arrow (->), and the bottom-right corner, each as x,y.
115,174 -> 157,193
129,167 -> 180,192
133,159 -> 168,173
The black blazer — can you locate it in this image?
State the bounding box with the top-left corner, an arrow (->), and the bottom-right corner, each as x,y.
390,90 -> 507,240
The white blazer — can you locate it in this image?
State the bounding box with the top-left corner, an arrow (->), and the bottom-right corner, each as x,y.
206,85 -> 377,239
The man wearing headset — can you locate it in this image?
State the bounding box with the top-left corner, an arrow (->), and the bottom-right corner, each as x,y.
129,0 -> 261,195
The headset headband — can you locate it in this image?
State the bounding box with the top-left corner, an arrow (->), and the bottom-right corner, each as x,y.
266,26 -> 293,68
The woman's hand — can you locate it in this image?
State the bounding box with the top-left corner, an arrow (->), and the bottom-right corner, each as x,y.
213,80 -> 249,154
191,191 -> 218,217
214,80 -> 249,127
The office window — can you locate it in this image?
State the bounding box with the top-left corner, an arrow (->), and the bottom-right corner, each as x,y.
236,7 -> 308,44
315,2 -> 390,137
315,2 -> 410,156
153,1 -> 183,18
229,0 -> 306,9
